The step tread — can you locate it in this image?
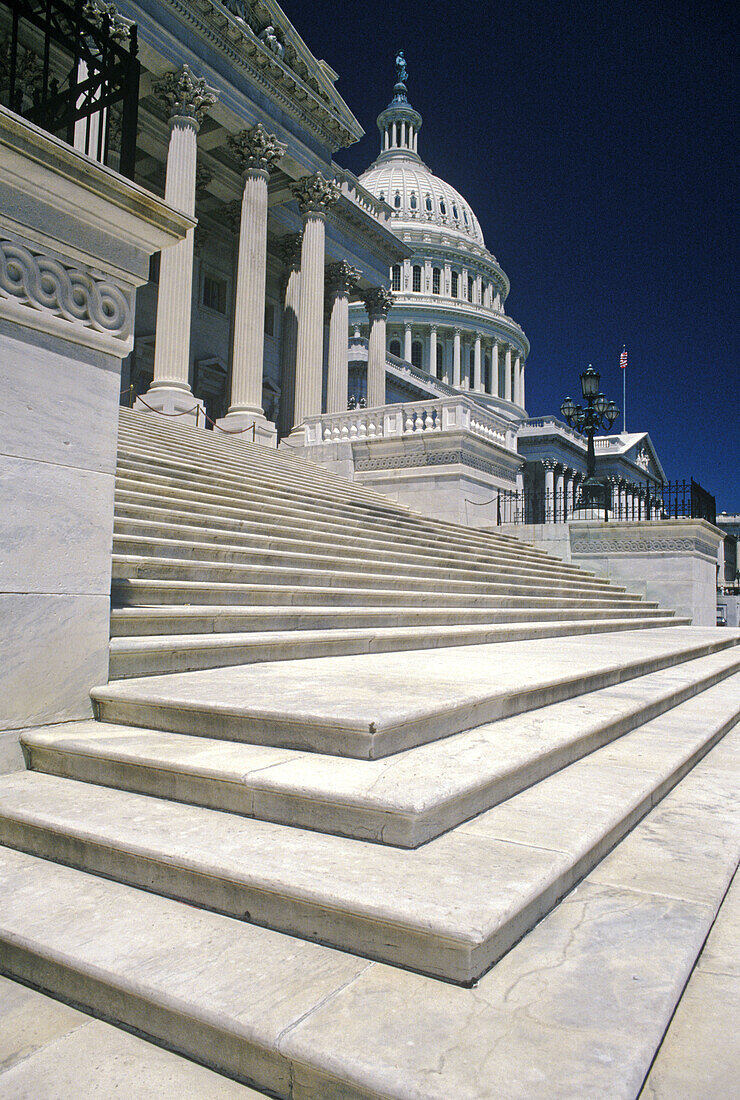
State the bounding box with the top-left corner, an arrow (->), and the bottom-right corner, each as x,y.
2,730 -> 737,1098
3,681 -> 738,986
25,647 -> 740,847
94,628 -> 731,758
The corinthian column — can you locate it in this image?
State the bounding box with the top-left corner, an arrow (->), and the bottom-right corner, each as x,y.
492,341 -> 500,397
276,232 -> 302,439
325,261 -> 360,413
138,66 -> 217,420
291,173 -> 340,430
216,124 -> 286,445
505,345 -> 513,402
453,327 -> 461,388
473,332 -> 482,392
363,287 -> 394,407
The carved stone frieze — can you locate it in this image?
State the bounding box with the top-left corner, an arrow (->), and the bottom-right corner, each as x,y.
0,238 -> 132,339
326,261 -> 360,296
228,123 -> 286,173
154,65 -> 219,127
355,447 -> 516,481
291,172 -> 341,216
362,286 -> 394,320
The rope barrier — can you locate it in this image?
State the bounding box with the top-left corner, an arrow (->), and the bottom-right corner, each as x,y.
122,387 -> 256,440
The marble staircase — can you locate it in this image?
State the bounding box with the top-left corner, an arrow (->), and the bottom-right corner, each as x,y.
0,409 -> 738,1098
108,410 -> 682,679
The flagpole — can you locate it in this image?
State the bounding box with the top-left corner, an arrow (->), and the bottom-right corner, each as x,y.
623,359 -> 626,433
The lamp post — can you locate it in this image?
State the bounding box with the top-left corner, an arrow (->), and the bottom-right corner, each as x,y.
560,365 -> 619,518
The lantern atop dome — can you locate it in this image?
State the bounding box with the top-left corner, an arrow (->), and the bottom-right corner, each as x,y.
376,52 -> 423,163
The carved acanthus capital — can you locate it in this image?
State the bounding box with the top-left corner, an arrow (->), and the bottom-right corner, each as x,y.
277,232 -> 303,269
228,123 -> 286,174
291,172 -> 341,216
155,65 -> 219,128
362,286 -> 394,320
326,261 -> 360,296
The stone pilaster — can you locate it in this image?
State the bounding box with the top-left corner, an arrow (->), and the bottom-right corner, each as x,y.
216,124 -> 286,445
292,173 -> 340,429
138,66 -> 218,421
363,286 -> 394,408
325,261 -> 359,413
276,232 -> 302,439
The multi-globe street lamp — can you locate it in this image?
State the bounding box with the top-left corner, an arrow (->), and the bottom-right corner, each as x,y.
560,365 -> 619,516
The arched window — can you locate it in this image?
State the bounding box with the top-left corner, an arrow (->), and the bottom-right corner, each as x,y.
425,193 -> 433,212
389,339 -> 401,358
463,209 -> 468,225
468,275 -> 475,301
451,271 -> 459,297
439,198 -> 447,216
411,340 -> 423,369
394,191 -> 401,209
432,267 -> 441,295
410,192 -> 417,210
412,264 -> 422,292
452,204 -> 459,219
391,265 -> 401,291
436,343 -> 444,379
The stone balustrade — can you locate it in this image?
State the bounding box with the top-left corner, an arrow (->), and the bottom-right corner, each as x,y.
303,394 -> 514,450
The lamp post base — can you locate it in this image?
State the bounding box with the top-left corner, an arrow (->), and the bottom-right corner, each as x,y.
571,478 -> 609,523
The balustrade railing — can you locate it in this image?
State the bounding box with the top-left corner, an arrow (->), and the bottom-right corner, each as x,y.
492,478 -> 716,527
303,394 -> 513,449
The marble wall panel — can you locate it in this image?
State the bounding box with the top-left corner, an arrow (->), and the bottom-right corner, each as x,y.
0,593 -> 109,734
0,454 -> 115,595
0,325 -> 120,475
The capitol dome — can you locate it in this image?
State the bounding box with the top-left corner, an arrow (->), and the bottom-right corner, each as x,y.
349,59 -> 530,418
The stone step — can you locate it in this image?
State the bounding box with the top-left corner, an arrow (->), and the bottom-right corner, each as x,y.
0,975 -> 264,1098
113,476 -> 587,577
639,869 -> 739,1099
24,647 -> 740,847
111,532 -> 626,587
92,629 -> 732,758
2,678 -> 738,986
109,577 -> 638,609
109,598 -> 661,637
112,552 -> 630,596
106,616 -> 682,679
113,494 -> 566,571
1,730 -> 737,1098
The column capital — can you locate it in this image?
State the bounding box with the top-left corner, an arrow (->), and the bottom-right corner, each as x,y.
403,320 -> 413,332
277,231 -> 303,269
326,261 -> 360,296
291,172 -> 341,216
362,286 -> 394,320
228,123 -> 286,173
155,65 -> 219,129
542,459 -> 557,471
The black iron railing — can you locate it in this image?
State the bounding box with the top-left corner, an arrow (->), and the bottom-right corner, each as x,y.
492,478 -> 716,526
0,0 -> 139,177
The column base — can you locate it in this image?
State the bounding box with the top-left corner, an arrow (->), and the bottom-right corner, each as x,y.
134,385 -> 205,426
214,410 -> 277,448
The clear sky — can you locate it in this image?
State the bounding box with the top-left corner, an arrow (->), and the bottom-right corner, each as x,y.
282,0 -> 739,511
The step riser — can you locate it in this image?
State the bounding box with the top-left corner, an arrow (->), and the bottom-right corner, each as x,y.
3,708 -> 735,985
112,559 -> 626,595
29,657 -> 740,847
107,618 -> 679,680
110,582 -> 636,609
96,629 -> 719,756
109,605 -> 663,637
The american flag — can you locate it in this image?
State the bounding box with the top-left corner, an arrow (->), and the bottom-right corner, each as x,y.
620,346 -> 628,370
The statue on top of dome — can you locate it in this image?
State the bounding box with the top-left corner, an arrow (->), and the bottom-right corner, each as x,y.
395,51 -> 408,85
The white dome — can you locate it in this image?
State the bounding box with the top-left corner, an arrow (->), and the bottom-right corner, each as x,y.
359,159 -> 486,247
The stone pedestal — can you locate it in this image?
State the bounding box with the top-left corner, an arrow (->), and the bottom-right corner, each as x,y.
0,106 -> 190,768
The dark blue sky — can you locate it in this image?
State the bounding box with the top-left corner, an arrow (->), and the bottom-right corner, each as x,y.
284,0 -> 738,510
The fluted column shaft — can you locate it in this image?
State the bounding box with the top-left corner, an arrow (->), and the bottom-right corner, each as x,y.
277,233 -> 302,438
473,333 -> 482,392
492,342 -> 500,397
229,168 -> 269,412
326,262 -> 359,413
505,346 -> 513,401
453,328 -> 461,388
294,211 -> 328,424
363,287 -> 393,407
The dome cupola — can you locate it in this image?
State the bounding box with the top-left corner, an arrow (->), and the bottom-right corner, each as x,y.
375,51 -> 423,162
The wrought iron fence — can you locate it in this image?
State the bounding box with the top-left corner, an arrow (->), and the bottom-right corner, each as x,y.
0,0 -> 140,177
493,478 -> 716,526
